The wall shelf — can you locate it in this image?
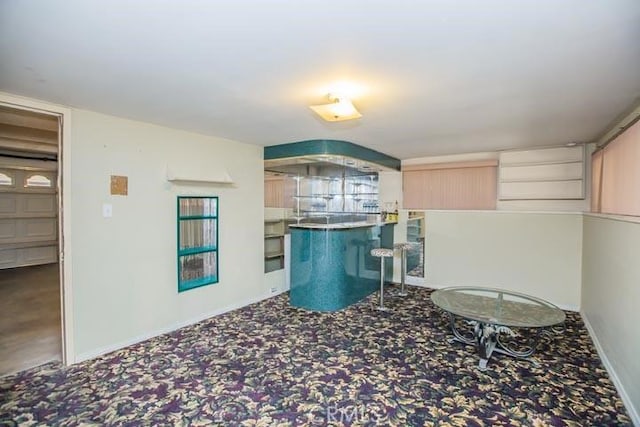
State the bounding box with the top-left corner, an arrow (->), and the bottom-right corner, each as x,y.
498,146 -> 585,200
292,175 -> 380,215
264,218 -> 286,273
167,166 -> 234,185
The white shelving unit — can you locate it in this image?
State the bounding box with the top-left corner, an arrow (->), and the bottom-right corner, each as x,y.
292,174 -> 379,215
264,219 -> 285,273
498,146 -> 585,200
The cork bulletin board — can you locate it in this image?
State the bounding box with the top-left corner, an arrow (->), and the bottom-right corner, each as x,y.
110,175 -> 128,196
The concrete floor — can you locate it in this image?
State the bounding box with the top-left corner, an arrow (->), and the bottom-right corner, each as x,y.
0,263 -> 61,376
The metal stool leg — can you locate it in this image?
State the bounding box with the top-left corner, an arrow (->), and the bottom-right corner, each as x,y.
399,247 -> 408,297
377,256 -> 390,312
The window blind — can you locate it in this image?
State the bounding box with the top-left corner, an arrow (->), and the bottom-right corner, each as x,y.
597,119 -> 640,216
402,161 -> 497,210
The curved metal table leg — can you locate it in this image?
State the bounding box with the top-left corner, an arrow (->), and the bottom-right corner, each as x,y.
445,313 -> 550,370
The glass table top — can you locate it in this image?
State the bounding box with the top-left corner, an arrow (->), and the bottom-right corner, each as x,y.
431,286 -> 566,328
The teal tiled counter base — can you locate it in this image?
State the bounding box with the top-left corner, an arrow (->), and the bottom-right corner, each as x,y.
290,223 -> 395,311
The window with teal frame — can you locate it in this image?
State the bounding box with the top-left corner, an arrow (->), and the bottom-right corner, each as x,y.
177,196 -> 219,292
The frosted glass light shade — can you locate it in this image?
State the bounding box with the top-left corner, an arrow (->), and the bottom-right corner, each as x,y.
310,97 -> 362,122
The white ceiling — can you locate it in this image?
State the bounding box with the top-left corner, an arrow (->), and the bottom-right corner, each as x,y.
1,0 -> 639,159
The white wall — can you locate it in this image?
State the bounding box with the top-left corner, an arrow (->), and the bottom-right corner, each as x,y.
70,109 -> 265,360
422,211 -> 583,309
582,215 -> 640,424
378,171 -> 402,210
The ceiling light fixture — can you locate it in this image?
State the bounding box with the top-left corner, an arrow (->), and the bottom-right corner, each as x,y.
309,94 -> 362,122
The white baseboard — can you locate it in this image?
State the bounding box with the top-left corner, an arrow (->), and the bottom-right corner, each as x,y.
581,312 -> 639,427
75,290 -> 285,364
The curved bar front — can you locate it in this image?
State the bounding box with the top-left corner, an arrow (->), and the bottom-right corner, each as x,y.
289,222 -> 395,311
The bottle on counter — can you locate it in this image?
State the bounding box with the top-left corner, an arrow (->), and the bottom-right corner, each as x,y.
385,201 -> 399,222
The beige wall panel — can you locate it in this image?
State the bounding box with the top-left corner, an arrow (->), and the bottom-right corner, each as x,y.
0,248 -> 18,267
23,194 -> 56,214
0,195 -> 17,214
0,245 -> 57,268
24,218 -> 56,239
21,245 -> 57,265
0,220 -> 16,240
582,216 -> 640,420
424,211 -> 582,309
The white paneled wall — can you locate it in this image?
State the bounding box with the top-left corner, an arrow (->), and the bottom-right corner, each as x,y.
422,211 -> 583,309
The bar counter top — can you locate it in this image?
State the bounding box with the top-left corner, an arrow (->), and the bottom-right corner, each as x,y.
289,221 -> 397,230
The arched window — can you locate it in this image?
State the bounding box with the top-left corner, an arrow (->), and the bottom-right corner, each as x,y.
0,172 -> 13,186
25,174 -> 53,188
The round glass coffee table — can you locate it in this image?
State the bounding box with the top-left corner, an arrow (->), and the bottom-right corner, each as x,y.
431,286 -> 566,370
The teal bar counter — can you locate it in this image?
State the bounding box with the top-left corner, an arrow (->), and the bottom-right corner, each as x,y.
289,222 -> 395,311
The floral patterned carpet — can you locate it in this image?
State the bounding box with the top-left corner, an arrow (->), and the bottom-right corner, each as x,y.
0,287 -> 631,426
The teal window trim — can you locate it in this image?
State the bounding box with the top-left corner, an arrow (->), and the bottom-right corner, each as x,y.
178,246 -> 218,257
179,215 -> 217,220
177,196 -> 219,292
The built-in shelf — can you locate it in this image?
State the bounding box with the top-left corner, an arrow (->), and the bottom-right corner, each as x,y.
292,175 -> 380,215
167,166 -> 234,185
265,233 -> 284,239
265,251 -> 285,259
498,146 -> 585,200
264,218 -> 286,273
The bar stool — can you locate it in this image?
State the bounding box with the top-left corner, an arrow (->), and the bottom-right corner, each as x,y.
370,247 -> 394,311
394,242 -> 417,297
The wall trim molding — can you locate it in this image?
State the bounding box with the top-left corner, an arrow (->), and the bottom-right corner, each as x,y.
581,311 -> 639,426
0,91 -> 75,365
75,290 -> 287,364
596,102 -> 640,149
584,212 -> 640,225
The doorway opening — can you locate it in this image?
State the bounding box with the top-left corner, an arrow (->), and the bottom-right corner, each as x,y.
0,105 -> 62,375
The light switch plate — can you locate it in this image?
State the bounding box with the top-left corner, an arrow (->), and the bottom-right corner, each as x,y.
102,203 -> 113,218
